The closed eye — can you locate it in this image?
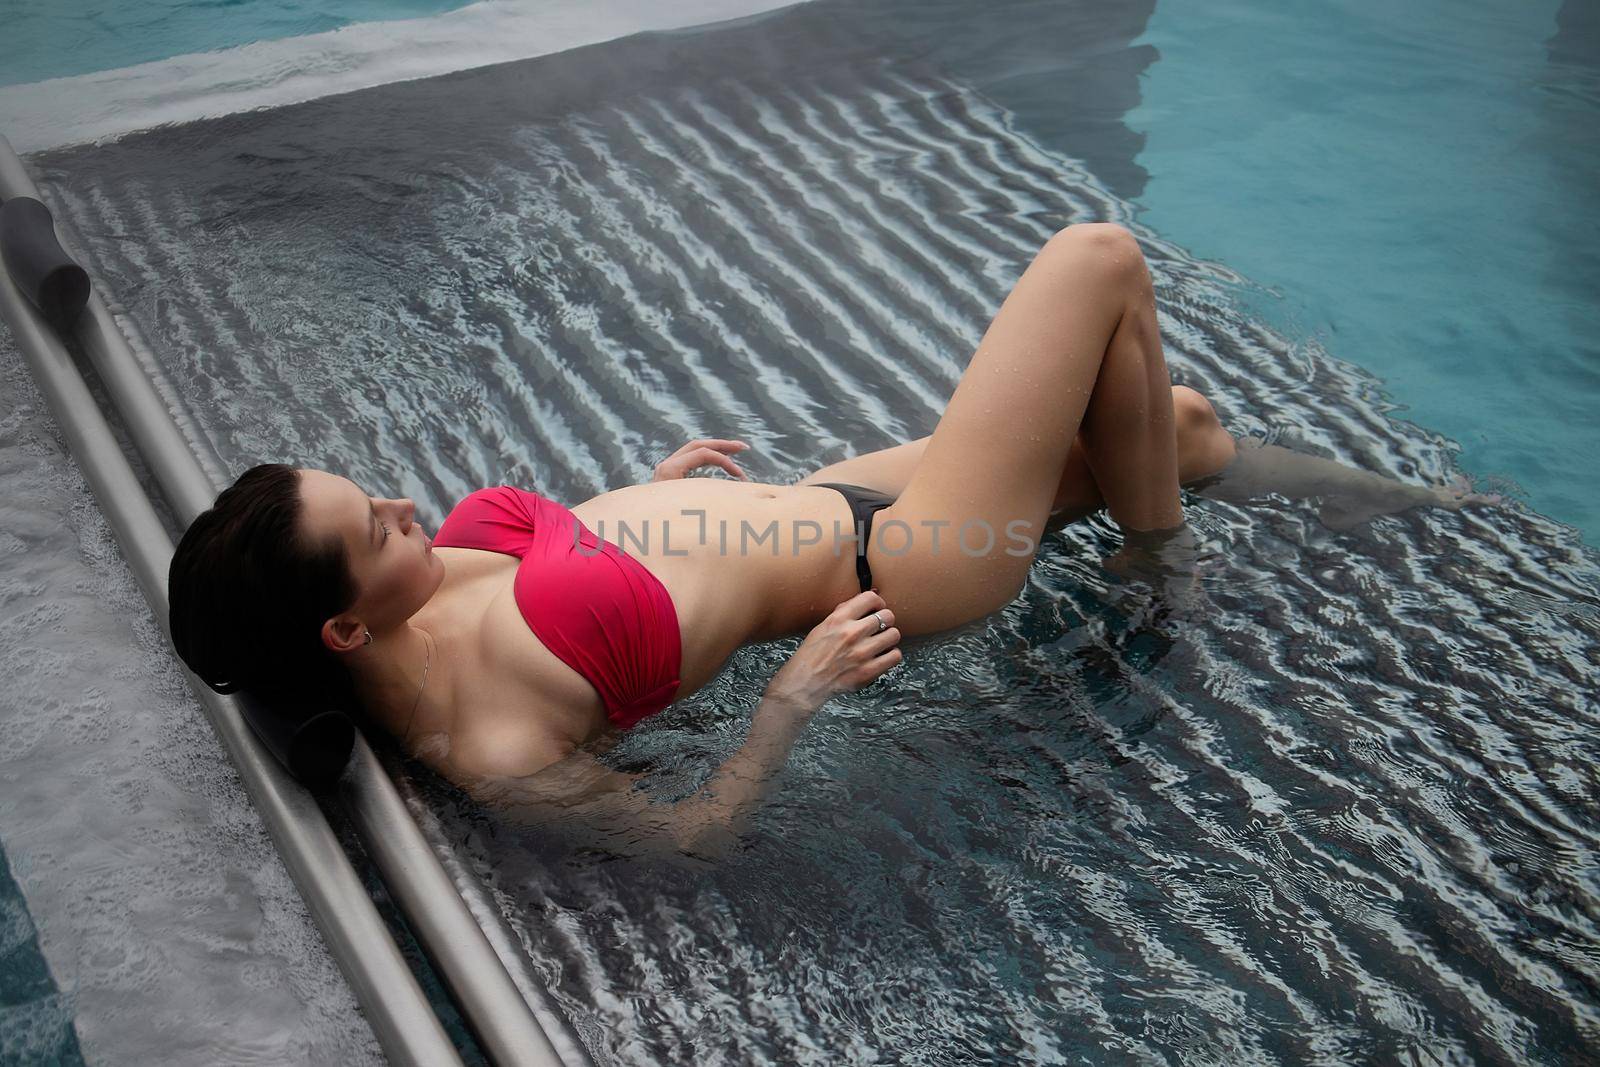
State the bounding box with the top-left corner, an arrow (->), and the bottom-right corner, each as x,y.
380,521 -> 391,543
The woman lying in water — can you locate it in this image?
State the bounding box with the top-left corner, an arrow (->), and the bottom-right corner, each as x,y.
168,223 -> 1490,853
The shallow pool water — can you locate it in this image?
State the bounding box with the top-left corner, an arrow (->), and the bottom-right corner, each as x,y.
11,0 -> 1600,1062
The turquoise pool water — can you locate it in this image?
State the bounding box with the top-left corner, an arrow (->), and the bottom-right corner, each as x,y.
1126,0 -> 1598,545
0,0 -> 472,87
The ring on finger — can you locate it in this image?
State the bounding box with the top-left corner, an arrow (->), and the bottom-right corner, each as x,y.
872,610 -> 887,633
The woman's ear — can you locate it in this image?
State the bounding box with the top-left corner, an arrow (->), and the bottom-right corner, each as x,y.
322,614 -> 367,654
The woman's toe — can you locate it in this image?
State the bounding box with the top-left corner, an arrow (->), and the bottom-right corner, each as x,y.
1433,474 -> 1501,510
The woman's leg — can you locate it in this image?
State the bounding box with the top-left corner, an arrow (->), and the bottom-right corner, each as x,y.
804,385 -> 1495,541
1051,386 -> 1237,529
1194,442 -> 1498,531
797,385 -> 1236,527
861,223 -> 1186,635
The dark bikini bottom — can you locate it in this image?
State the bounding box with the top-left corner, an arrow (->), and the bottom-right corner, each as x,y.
809,481 -> 898,593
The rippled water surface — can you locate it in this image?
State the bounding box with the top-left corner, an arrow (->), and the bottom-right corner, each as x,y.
29,1 -> 1600,1062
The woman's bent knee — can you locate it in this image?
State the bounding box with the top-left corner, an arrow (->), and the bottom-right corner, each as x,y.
1172,386 -> 1216,434
1042,222 -> 1146,286
1172,386 -> 1236,481
1048,221 -> 1134,247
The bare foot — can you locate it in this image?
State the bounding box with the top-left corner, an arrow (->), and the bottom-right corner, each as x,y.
1431,473 -> 1503,512
1318,472 -> 1502,531
1101,524 -> 1215,618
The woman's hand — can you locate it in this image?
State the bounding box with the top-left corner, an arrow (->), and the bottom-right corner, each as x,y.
663,590 -> 900,857
652,438 -> 750,482
767,590 -> 903,709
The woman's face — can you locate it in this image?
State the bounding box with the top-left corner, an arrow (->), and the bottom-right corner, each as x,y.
296,467 -> 444,644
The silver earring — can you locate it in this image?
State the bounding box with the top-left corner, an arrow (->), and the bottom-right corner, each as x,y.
363,629 -> 373,646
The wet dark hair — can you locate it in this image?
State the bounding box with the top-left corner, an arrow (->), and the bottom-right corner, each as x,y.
168,463 -> 357,706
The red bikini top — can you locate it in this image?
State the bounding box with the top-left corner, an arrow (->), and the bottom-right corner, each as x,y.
432,486 -> 682,730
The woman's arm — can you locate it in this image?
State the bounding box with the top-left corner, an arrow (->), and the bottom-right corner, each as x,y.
458,590 -> 902,855
465,689 -> 825,855
663,691 -> 832,855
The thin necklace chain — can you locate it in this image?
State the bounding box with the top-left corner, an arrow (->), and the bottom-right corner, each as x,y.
400,628 -> 434,745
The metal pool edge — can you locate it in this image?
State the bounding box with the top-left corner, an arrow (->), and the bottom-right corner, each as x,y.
0,133 -> 580,1067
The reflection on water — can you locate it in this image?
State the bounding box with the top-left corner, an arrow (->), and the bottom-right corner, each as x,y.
32,2 -> 1600,1062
